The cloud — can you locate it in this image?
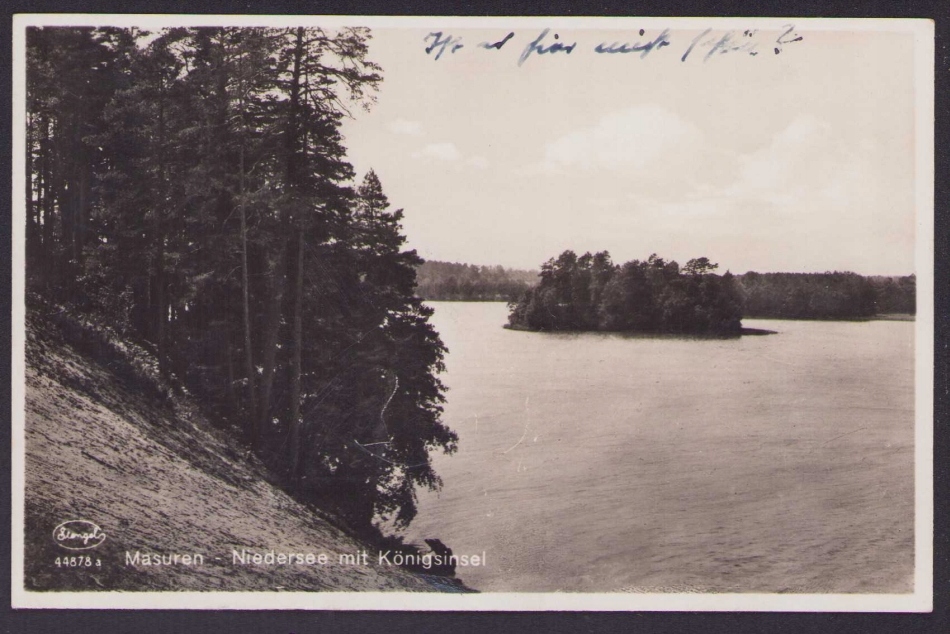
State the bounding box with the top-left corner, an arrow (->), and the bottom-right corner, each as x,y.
468,155 -> 490,169
725,115 -> 871,213
414,142 -> 463,162
410,143 -> 489,169
388,119 -> 423,135
579,113 -> 883,244
538,105 -> 703,174
516,107 -> 895,270
729,115 -> 832,198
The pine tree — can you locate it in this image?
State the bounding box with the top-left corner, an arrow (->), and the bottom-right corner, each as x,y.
95,29 -> 208,377
303,170 -> 456,529
26,25 -> 456,537
25,27 -> 131,292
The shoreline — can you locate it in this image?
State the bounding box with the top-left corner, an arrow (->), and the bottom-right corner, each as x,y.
502,323 -> 777,337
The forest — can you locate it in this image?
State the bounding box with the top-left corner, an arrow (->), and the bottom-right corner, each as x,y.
418,257 -> 915,322
455,252 -> 916,326
506,251 -> 745,335
415,260 -> 538,301
25,26 -> 457,538
737,272 -> 915,319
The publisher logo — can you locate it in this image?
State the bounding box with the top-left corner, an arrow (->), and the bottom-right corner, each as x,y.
53,520 -> 107,550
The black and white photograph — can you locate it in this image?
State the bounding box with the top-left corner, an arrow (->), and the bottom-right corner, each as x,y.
10,14 -> 934,611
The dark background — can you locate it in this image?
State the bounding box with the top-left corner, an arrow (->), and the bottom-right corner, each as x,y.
2,1 -> 947,632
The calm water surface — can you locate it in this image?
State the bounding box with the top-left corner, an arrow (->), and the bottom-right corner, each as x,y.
406,302 -> 915,593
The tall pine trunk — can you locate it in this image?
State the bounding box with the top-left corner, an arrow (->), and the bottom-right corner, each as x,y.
288,231 -> 304,486
75,159 -> 90,270
238,146 -> 257,441
285,28 -> 304,186
273,26 -> 306,460
155,85 -> 168,379
256,239 -> 288,447
155,234 -> 168,379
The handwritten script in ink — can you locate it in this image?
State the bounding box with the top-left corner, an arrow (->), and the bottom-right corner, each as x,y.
422,26 -> 803,65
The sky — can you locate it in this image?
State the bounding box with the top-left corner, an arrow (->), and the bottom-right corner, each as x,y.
339,23 -> 921,275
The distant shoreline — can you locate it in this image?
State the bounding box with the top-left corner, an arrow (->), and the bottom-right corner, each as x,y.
424,299 -> 915,325
871,313 -> 916,322
744,313 -> 915,323
503,322 -> 778,337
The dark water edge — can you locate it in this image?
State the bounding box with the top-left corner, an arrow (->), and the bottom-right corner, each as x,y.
423,300 -> 914,325
872,313 -> 916,321
745,313 -> 915,322
503,323 -> 777,338
741,327 -> 778,336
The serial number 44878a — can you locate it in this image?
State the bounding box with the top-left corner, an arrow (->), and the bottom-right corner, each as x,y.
54,556 -> 101,568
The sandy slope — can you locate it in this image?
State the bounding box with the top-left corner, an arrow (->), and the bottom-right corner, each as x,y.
22,307 -> 467,593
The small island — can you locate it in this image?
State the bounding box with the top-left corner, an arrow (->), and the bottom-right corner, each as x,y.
506,251 -> 746,336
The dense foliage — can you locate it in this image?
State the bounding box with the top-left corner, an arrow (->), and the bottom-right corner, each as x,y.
25,26 -> 456,535
867,275 -> 917,314
507,251 -> 744,335
415,260 -> 538,301
737,272 -> 915,319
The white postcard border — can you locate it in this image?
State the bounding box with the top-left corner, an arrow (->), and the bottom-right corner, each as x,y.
9,13 -> 935,612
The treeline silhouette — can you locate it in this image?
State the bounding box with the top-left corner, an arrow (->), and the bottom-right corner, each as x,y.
26,26 -> 456,536
416,260 -> 539,301
506,251 -> 744,335
737,272 -> 916,319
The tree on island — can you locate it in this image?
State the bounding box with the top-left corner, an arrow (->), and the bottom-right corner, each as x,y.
507,250 -> 744,335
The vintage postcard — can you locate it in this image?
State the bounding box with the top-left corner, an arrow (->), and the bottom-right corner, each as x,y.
10,14 -> 934,611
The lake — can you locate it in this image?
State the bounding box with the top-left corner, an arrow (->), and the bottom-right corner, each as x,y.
405,301 -> 915,593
